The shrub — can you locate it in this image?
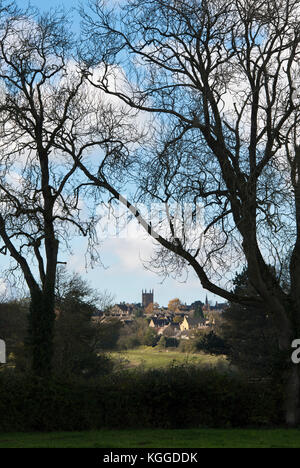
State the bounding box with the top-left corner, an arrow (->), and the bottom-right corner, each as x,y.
142,328 -> 159,347
117,335 -> 141,350
157,335 -> 167,348
178,339 -> 198,353
165,337 -> 179,348
196,331 -> 228,355
0,365 -> 283,432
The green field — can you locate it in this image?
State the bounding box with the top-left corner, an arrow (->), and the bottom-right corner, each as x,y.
1,428 -> 300,448
111,346 -> 228,369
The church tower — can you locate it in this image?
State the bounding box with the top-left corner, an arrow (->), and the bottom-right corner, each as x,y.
142,289 -> 154,308
203,294 -> 210,313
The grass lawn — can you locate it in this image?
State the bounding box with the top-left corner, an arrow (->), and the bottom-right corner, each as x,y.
1,428 -> 300,448
110,346 -> 228,370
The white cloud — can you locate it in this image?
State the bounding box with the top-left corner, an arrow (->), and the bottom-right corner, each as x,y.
0,278 -> 7,296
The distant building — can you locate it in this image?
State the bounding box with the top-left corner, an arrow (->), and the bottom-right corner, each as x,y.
210,301 -> 228,312
142,289 -> 154,308
180,316 -> 206,331
202,296 -> 227,314
108,303 -> 134,320
149,317 -> 170,328
202,294 -> 210,314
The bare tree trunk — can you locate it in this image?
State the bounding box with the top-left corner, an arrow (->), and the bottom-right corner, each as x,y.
284,363 -> 300,427
28,288 -> 56,377
279,323 -> 300,427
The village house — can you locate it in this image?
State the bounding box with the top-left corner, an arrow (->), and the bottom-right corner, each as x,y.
106,290 -> 227,335
149,317 -> 171,328
109,303 -> 133,316
179,316 -> 206,332
104,303 -> 135,323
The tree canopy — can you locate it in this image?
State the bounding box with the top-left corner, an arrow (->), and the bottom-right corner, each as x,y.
78,0 -> 300,425
0,1 -> 138,375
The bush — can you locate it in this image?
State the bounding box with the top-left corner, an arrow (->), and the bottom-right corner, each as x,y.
0,364 -> 282,432
196,331 -> 228,355
157,335 -> 167,348
0,371 -> 103,432
157,336 -> 179,348
142,328 -> 159,347
116,318 -> 157,350
178,339 -> 198,353
117,335 -> 141,350
165,337 -> 179,348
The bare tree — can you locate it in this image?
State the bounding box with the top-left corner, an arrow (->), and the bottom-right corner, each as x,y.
0,3 -> 138,375
79,0 -> 300,425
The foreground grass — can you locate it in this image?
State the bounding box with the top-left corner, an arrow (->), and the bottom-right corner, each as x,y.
0,428 -> 300,448
111,346 -> 228,370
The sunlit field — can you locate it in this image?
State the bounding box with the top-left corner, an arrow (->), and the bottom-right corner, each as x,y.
110,346 -> 228,370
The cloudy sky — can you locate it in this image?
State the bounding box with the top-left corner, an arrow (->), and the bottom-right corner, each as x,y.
4,0 -> 223,307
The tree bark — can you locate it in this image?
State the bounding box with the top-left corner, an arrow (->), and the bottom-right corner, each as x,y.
278,321 -> 300,427
284,363 -> 300,427
28,288 -> 56,377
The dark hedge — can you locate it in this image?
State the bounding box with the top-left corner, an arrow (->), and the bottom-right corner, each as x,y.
0,364 -> 283,432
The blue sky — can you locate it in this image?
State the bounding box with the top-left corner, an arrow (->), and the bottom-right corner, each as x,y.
7,0 -> 223,307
